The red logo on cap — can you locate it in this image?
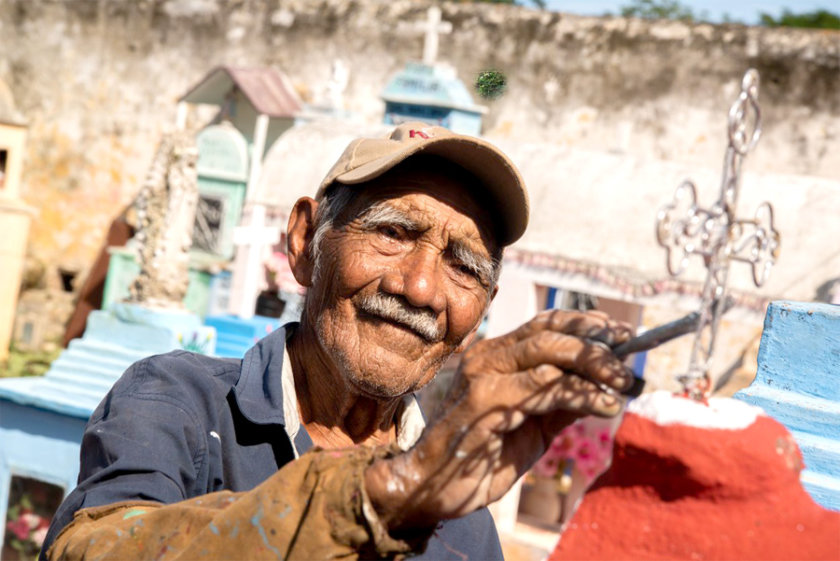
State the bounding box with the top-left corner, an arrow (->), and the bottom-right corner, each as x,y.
409,130 -> 430,139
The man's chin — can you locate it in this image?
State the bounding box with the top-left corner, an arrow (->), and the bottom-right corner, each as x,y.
346,358 -> 446,400
341,373 -> 417,400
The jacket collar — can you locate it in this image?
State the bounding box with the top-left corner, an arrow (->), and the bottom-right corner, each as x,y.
233,323 -> 296,426
233,321 -> 427,451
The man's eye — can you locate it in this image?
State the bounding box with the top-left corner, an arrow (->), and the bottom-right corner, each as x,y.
455,263 -> 479,280
377,225 -> 402,239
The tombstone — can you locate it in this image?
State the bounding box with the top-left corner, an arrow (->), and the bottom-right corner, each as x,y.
655,68 -> 779,400
177,66 -> 303,357
99,66 -> 303,329
99,124 -> 250,316
191,123 -> 250,260
537,69 -> 840,561
735,301 -> 840,510
383,7 -> 486,135
550,390 -> 840,561
0,134 -> 217,554
0,89 -> 35,364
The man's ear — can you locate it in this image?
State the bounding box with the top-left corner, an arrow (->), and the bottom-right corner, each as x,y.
286,197 -> 319,287
454,284 -> 499,353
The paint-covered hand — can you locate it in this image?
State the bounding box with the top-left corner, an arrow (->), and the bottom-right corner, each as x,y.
365,309 -> 635,529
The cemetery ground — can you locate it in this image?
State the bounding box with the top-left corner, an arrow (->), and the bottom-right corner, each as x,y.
1,345 -> 60,379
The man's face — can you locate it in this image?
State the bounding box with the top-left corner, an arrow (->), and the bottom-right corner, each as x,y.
305,166 -> 499,399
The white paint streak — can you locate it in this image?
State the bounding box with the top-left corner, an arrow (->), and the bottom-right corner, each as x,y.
627,390 -> 764,430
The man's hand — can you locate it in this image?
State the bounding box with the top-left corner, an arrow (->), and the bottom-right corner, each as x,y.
365,309 -> 635,530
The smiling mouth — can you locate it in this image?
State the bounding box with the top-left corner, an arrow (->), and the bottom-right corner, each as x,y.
357,309 -> 433,342
354,293 -> 444,343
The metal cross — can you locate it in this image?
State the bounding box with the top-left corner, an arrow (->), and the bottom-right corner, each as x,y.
655,69 -> 781,401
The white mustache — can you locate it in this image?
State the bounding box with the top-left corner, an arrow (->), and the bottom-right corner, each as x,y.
357,293 -> 443,343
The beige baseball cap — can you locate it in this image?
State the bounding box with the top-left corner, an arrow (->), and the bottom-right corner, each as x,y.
315,121 -> 529,246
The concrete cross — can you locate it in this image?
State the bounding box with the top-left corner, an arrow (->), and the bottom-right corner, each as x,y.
229,203 -> 280,319
655,69 -> 781,400
405,6 -> 453,66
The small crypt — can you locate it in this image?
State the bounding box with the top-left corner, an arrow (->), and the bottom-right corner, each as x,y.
98,66 -> 304,357
0,83 -> 35,365
381,6 -> 487,135
0,133 -> 216,557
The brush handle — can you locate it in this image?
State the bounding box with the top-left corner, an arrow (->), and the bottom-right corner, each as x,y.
612,311 -> 701,359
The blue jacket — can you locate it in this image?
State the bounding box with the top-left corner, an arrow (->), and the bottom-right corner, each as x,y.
42,325 -> 503,560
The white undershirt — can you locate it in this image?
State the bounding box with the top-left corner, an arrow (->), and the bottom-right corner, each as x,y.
280,342 -> 427,457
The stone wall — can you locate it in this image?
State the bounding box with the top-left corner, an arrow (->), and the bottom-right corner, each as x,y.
1,0 -> 838,271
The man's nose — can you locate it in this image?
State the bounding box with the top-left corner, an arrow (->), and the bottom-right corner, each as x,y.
381,249 -> 446,314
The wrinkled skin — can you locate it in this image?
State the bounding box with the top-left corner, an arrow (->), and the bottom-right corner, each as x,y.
366,308 -> 633,528
285,165 -> 634,528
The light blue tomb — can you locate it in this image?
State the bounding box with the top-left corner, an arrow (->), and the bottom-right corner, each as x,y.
0,303 -> 216,552
381,62 -> 486,136
734,300 -> 840,511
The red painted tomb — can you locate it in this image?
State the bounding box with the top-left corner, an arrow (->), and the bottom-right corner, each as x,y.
550,391 -> 840,561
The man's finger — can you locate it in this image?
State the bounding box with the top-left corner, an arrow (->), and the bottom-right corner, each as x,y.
468,309 -> 633,356
470,364 -> 625,432
463,331 -> 634,392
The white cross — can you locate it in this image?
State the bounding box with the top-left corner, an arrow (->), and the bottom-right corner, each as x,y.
407,6 -> 453,66
229,203 -> 280,319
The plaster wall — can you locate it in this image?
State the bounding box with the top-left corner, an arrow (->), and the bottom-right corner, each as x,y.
0,0 -> 837,273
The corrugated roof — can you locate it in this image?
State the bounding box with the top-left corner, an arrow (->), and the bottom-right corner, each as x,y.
180,66 -> 303,118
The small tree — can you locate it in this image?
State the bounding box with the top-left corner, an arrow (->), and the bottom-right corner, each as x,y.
619,0 -> 695,21
759,9 -> 840,30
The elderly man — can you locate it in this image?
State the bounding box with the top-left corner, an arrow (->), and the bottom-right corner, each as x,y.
43,122 -> 634,560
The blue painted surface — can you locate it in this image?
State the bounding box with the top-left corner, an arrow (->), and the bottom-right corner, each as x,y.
102,248 -> 216,318
0,304 -> 217,416
734,300 -> 840,510
204,314 -> 283,358
0,401 -> 88,553
381,62 -> 485,136
0,303 -> 217,552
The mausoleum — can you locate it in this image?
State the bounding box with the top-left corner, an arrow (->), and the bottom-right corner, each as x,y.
381,7 -> 486,135
0,84 -> 34,364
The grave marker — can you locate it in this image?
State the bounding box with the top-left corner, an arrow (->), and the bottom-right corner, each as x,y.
655,69 -> 780,400
383,7 -> 486,135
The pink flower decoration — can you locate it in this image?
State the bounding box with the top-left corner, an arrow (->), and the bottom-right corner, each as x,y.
6,517 -> 30,541
31,526 -> 49,547
22,511 -> 42,530
531,419 -> 617,485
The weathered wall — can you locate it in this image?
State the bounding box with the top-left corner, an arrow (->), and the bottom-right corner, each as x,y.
1,0 -> 838,271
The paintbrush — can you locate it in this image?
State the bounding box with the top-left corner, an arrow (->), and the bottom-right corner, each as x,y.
593,298 -> 733,398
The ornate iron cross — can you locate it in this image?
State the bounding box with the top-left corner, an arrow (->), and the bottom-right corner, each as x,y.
655,69 -> 781,401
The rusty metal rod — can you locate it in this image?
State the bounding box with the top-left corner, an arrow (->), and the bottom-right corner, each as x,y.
606,298 -> 734,397
613,297 -> 734,359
